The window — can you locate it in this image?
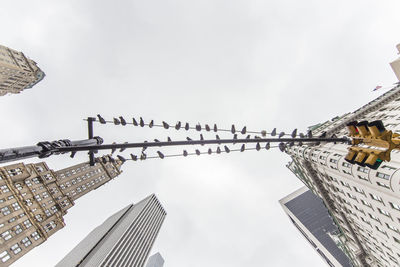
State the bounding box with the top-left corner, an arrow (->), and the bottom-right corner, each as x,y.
44,221 -> 56,232
21,237 -> 32,247
342,169 -> 351,175
358,175 -> 369,181
357,166 -> 369,174
375,225 -> 387,235
376,181 -> 390,189
390,202 -> 400,211
10,243 -> 21,255
386,223 -> 399,233
342,162 -> 352,168
369,213 -> 380,222
376,172 -> 390,180
0,250 -> 10,263
0,185 -> 9,193
340,181 -> 350,188
11,202 -> 20,211
370,193 -> 383,202
381,165 -> 397,171
35,214 -> 43,222
353,187 -> 365,194
377,208 -> 391,217
23,220 -> 32,228
394,236 -> 400,244
14,183 -> 23,190
330,159 -> 337,164
13,224 -> 22,235
1,207 -> 10,216
31,231 -> 40,241
1,231 -> 11,241
347,193 -> 357,201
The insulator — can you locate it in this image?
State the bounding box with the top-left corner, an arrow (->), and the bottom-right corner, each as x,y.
130,154 -> 138,161
279,142 -> 285,152
139,117 -> 145,127
205,124 -> 211,131
196,124 -> 201,131
175,121 -> 181,130
213,124 -> 218,132
117,155 -> 126,162
97,114 -> 106,124
291,129 -> 297,138
132,117 -> 138,126
183,150 -> 188,157
265,142 -> 270,150
216,147 -> 221,154
241,126 -> 247,134
157,151 -> 165,159
149,120 -> 154,128
113,118 -> 121,125
278,132 -> 285,138
231,125 -> 236,134
256,142 -> 261,151
271,128 -> 277,136
162,121 -> 169,129
119,116 -> 127,126
185,123 -> 190,130
195,149 -> 201,155
240,144 -> 245,152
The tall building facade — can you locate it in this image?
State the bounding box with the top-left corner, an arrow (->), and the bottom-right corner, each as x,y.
285,83 -> 400,266
0,44 -> 45,96
146,252 -> 165,267
0,155 -> 123,266
280,186 -> 353,267
56,194 -> 166,267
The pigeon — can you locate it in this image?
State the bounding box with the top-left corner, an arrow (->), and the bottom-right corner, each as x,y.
213,124 -> 218,132
113,118 -> 121,125
117,155 -> 126,162
196,124 -> 201,131
185,123 -> 190,130
175,121 -> 181,130
240,144 -> 245,152
130,154 -> 138,161
265,142 -> 270,150
205,124 -> 211,131
291,129 -> 297,138
271,128 -> 277,136
132,117 -> 138,126
183,150 -> 188,157
119,116 -> 127,126
231,125 -> 236,134
139,117 -> 145,127
157,151 -> 165,159
97,114 -> 106,124
256,142 -> 261,151
149,120 -> 154,128
162,121 -> 169,129
208,148 -> 212,154
241,126 -> 247,134
224,146 -> 230,153
195,149 -> 201,155
216,147 -> 221,154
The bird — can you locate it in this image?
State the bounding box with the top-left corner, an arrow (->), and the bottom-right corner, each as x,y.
183,150 -> 188,157
216,147 -> 221,154
205,124 -> 211,131
246,135 -> 251,139
132,117 -> 138,126
298,141 -> 303,146
186,137 -> 192,141
200,134 -> 205,145
279,142 -> 285,152
278,132 -> 285,138
271,128 -> 277,136
196,124 -> 201,131
256,142 -> 261,151
167,137 -> 172,142
241,126 -> 247,134
265,142 -> 270,150
208,148 -> 212,154
307,130 -> 312,138
117,155 -> 126,162
240,144 -> 245,152
319,131 -> 327,138
299,133 -> 305,138
119,142 -> 128,152
113,118 -> 121,125
154,139 -> 160,143
195,149 -> 201,155
97,114 -> 106,124
185,123 -> 190,130
139,117 -> 145,127
233,134 -> 238,144
149,120 -> 154,128
140,152 -> 147,160
130,154 -> 138,161
224,146 -> 230,153
157,151 -> 165,159
213,124 -> 218,132
216,135 -> 221,144
162,121 -> 169,129
291,129 -> 297,138
261,130 -> 267,137
119,116 -> 127,126
175,121 -> 181,130
231,125 -> 236,134
70,151 -> 76,158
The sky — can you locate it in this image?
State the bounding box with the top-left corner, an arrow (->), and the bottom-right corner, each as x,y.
1,0 -> 400,266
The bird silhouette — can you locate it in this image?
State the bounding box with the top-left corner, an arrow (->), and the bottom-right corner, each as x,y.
185,123 -> 190,130
149,120 -> 154,128
162,121 -> 169,129
205,124 -> 211,131
113,118 -> 121,125
97,114 -> 106,124
240,144 -> 245,152
132,117 -> 138,126
175,121 -> 181,130
139,117 -> 145,127
119,116 -> 127,126
241,126 -> 247,134
157,151 -> 165,159
271,128 -> 277,136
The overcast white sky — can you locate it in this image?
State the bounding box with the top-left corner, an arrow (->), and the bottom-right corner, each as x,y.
1,0 -> 400,266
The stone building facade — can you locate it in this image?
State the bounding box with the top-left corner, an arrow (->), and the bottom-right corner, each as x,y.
0,44 -> 45,96
0,155 -> 123,266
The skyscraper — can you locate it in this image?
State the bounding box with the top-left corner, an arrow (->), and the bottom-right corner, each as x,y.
0,155 -> 123,266
146,252 -> 165,267
280,186 -> 352,267
284,46 -> 400,266
56,194 -> 166,267
0,44 -> 45,96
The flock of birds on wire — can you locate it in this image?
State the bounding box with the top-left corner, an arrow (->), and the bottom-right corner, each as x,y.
93,114 -> 315,163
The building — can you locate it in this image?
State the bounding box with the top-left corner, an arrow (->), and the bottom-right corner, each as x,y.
56,194 -> 166,267
0,44 -> 45,96
146,252 -> 165,267
285,46 -> 400,266
390,44 -> 400,81
280,186 -> 353,267
0,155 -> 123,266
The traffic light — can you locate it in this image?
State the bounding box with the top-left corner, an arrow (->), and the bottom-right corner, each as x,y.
344,147 -> 384,170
